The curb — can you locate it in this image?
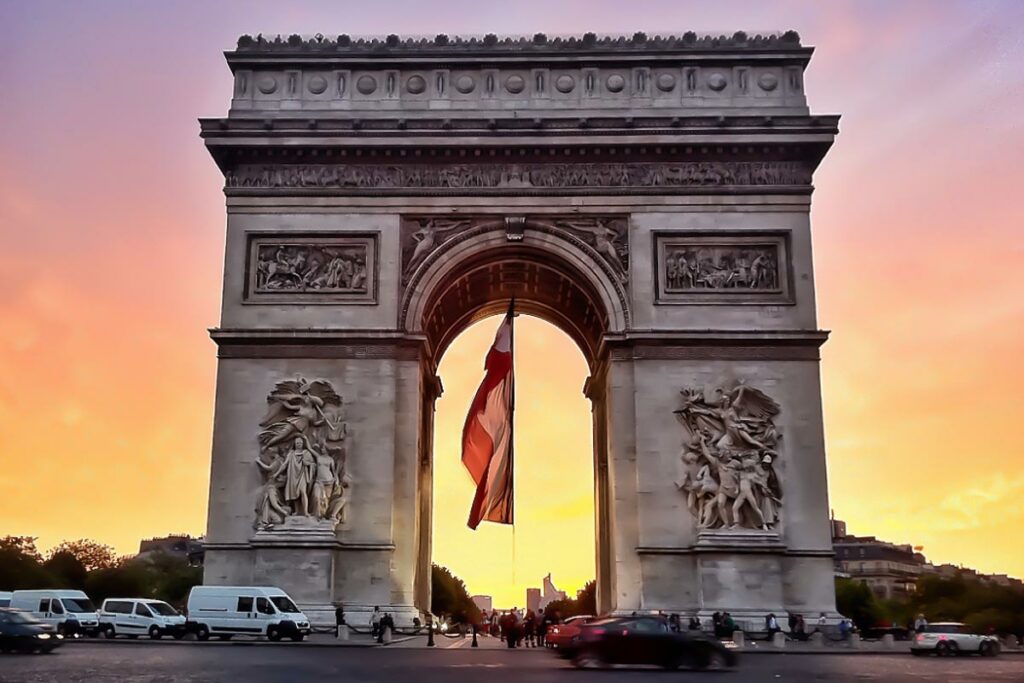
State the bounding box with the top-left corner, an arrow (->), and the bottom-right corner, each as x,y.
65,637 -> 379,649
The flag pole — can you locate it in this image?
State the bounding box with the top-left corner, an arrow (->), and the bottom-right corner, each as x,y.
508,295 -> 516,527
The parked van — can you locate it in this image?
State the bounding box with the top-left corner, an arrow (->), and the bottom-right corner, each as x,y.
9,590 -> 100,636
0,592 -> 11,608
185,586 -> 310,641
99,598 -> 187,640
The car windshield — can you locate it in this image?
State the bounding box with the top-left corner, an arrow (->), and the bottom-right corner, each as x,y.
270,597 -> 299,614
147,602 -> 179,616
62,598 -> 97,613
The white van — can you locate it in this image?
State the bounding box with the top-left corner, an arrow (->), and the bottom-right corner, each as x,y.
0,592 -> 11,608
185,586 -> 310,641
99,598 -> 187,639
9,590 -> 100,636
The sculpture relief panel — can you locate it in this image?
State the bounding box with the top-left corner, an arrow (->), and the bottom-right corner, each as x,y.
245,233 -> 377,303
254,378 -> 352,531
226,161 -> 812,193
655,232 -> 791,304
552,217 -> 629,284
673,383 -> 782,532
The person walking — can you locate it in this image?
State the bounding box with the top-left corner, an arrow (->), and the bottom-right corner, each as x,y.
723,612 -> 736,637
370,606 -> 381,639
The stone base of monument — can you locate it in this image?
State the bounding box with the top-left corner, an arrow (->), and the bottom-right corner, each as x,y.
251,516 -> 339,545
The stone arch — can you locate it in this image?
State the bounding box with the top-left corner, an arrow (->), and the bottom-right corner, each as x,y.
401,217 -> 630,366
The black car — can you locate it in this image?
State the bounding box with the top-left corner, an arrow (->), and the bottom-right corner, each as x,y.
0,608 -> 64,654
568,616 -> 737,670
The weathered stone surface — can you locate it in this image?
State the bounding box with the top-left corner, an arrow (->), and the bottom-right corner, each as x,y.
201,32 -> 840,627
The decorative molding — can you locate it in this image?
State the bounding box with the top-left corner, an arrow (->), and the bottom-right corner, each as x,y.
226,161 -> 813,195
244,232 -> 378,304
219,344 -> 423,360
654,230 -> 793,305
233,31 -> 804,54
609,345 -> 819,361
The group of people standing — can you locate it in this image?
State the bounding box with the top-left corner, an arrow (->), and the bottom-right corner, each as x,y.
479,608 -> 557,648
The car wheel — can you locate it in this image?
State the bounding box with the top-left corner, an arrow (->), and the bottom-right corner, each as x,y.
947,642 -> 960,657
56,624 -> 65,637
196,625 -> 210,642
104,626 -> 116,639
149,626 -> 162,640
267,626 -> 281,642
699,649 -> 729,671
291,633 -> 306,642
573,650 -> 606,669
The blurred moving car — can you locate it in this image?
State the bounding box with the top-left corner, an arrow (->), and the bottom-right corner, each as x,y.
0,608 -> 64,654
546,615 -> 594,650
910,622 -> 1000,657
8,590 -> 100,636
0,593 -> 11,608
99,598 -> 187,640
570,616 -> 737,670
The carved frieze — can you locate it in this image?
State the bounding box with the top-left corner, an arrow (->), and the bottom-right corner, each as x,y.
225,161 -> 812,194
254,377 -> 351,531
245,233 -> 377,303
655,232 -> 791,304
674,383 -> 782,531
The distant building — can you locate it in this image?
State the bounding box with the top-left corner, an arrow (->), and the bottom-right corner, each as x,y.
831,521 -> 924,599
471,595 -> 492,613
541,574 -> 567,610
526,588 -> 541,614
137,535 -> 205,566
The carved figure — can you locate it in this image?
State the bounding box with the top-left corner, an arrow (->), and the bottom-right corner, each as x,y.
402,219 -> 470,280
254,243 -> 370,295
554,218 -> 629,282
665,246 -> 779,291
674,383 -> 783,531
254,377 -> 352,530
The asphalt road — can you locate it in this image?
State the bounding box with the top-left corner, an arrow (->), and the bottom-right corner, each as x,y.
1,642 -> 1022,682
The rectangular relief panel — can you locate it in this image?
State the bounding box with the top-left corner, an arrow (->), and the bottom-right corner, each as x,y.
244,232 -> 378,304
654,231 -> 793,305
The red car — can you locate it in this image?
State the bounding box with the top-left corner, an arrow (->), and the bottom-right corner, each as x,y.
546,615 -> 595,651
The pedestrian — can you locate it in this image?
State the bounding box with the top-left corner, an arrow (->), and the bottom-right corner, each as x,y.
723,612 -> 736,637
794,615 -> 807,641
787,612 -> 797,633
524,609 -> 536,647
538,610 -> 549,647
688,615 -> 700,631
839,618 -> 850,640
766,613 -> 780,633
816,612 -> 827,632
334,604 -> 346,638
370,606 -> 381,639
913,613 -> 928,633
712,611 -> 722,638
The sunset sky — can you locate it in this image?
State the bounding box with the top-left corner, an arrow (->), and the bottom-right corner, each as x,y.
1,0 -> 1022,607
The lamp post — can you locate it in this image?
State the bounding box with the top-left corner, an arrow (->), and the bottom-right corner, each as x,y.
471,621 -> 479,648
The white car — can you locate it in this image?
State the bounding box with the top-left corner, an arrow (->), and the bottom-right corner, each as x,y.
99,599 -> 187,640
185,586 -> 310,641
8,590 -> 100,636
911,622 -> 1000,657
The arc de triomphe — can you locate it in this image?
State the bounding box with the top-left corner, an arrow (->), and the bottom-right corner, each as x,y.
200,31 -> 840,627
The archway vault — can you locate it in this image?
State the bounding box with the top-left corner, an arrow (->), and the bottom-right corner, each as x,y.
401,217 -> 631,369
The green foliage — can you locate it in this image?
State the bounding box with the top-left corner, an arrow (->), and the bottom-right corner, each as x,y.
837,573 -> 1024,636
0,537 -> 201,610
835,578 -> 883,630
430,564 -> 480,625
544,579 -> 597,618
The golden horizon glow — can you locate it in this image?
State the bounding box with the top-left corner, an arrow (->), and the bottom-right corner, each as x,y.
1,2 -> 1022,594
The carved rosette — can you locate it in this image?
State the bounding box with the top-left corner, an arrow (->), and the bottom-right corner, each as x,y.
253,377 -> 351,531
673,383 -> 782,531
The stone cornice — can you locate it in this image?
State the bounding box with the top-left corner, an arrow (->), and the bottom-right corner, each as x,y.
229,31 -> 807,61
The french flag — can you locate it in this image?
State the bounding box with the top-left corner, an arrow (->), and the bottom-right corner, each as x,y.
462,300 -> 515,530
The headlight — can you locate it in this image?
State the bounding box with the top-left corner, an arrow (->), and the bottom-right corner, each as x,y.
36,633 -> 51,640
56,634 -> 65,640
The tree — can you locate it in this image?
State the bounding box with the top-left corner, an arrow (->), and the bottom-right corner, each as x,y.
43,551 -> 88,589
0,536 -> 54,590
835,578 -> 883,631
575,580 -> 597,616
47,539 -> 118,572
430,564 -> 480,624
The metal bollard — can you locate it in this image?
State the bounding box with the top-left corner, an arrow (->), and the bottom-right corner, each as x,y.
810,631 -> 824,648
382,625 -> 392,644
427,617 -> 435,647
472,624 -> 479,648
772,631 -> 786,649
338,625 -> 349,641
731,630 -> 745,650
849,633 -> 861,649
882,634 -> 895,649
